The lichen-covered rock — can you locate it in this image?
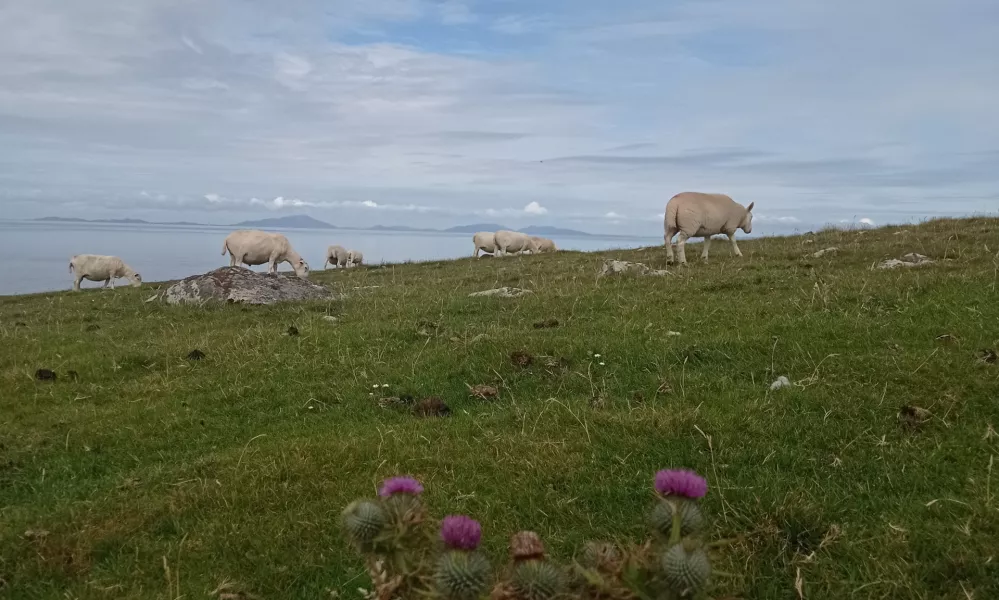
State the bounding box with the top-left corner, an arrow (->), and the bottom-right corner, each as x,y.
469,287 -> 533,298
600,260 -> 669,277
164,267 -> 335,305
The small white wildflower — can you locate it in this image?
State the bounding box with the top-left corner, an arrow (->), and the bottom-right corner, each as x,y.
382,384 -> 390,388
594,353 -> 602,358
369,392 -> 374,396
308,405 -> 314,410
599,362 -> 605,366
372,384 -> 379,389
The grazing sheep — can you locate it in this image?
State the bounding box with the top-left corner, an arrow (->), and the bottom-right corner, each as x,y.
531,237 -> 557,253
494,230 -> 541,256
69,254 -> 142,291
664,192 -> 754,264
347,249 -> 364,267
221,230 -> 310,278
473,232 -> 497,258
324,245 -> 349,269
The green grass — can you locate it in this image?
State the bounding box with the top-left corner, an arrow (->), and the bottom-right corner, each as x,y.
2,218 -> 998,599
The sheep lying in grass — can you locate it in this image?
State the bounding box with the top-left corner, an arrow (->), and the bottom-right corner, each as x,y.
69,254 -> 142,291
473,232 -> 497,258
222,230 -> 310,278
664,192 -> 754,264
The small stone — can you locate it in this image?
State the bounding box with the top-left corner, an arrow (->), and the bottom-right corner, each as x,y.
186,349 -> 206,361
811,247 -> 839,258
469,384 -> 499,400
770,376 -> 792,391
899,404 -> 932,430
34,369 -> 56,381
979,349 -> 998,364
533,318 -> 560,329
413,397 -> 450,418
511,350 -> 534,368
286,326 -> 299,336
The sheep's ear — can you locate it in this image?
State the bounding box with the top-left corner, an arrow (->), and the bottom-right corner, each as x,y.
746,202 -> 755,212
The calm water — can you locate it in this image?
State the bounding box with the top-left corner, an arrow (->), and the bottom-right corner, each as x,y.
0,221 -> 659,296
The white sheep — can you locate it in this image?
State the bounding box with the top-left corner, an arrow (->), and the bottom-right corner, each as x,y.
221,230 -> 310,278
494,230 -> 541,256
347,249 -> 364,267
531,236 -> 557,253
664,192 -> 754,264
69,254 -> 142,291
473,232 -> 497,258
324,245 -> 349,269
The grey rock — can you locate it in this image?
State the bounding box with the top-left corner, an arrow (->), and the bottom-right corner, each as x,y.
469,287 -> 533,298
876,253 -> 934,270
600,260 -> 669,277
164,267 -> 335,305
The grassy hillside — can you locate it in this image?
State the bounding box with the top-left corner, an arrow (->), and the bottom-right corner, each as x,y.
2,218 -> 998,599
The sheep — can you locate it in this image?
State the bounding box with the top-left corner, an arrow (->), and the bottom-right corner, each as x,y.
531,236 -> 557,253
347,249 -> 364,267
68,254 -> 142,291
473,232 -> 497,258
664,192 -> 754,264
324,245 -> 349,269
221,230 -> 310,278
494,230 -> 541,256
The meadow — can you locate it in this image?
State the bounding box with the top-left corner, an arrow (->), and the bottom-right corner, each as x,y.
2,218 -> 997,599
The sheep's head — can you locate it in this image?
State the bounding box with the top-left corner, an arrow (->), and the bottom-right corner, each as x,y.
130,273 -> 143,287
741,202 -> 755,233
294,259 -> 310,279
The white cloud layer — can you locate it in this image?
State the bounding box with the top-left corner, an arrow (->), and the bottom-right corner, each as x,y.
1,0 -> 997,234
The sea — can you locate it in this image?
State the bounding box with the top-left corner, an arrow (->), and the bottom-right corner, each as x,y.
0,220 -> 661,296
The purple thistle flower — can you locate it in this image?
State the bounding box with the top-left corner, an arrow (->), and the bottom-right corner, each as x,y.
654,469 -> 708,499
379,476 -> 424,498
441,515 -> 482,550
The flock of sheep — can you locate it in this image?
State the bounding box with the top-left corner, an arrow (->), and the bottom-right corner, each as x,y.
65,191 -> 755,291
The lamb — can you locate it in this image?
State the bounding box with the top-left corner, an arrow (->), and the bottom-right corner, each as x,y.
472,232 -> 497,258
494,230 -> 541,256
221,230 -> 310,278
347,250 -> 364,267
531,237 -> 557,253
69,254 -> 142,291
324,245 -> 349,269
663,192 -> 754,264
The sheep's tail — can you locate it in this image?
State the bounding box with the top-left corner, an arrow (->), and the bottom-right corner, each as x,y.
665,197 -> 680,228
68,257 -> 75,273
221,240 -> 229,256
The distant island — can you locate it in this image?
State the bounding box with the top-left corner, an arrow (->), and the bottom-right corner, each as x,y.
31,214 -> 647,239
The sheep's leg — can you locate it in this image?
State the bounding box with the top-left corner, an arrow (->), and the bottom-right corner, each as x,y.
111,277 -> 116,290
73,276 -> 83,291
229,253 -> 238,267
728,233 -> 743,257
676,232 -> 689,264
474,246 -> 480,258
268,254 -> 279,275
664,227 -> 677,262
701,236 -> 712,261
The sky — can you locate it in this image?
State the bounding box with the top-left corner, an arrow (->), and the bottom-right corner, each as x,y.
1,0 -> 997,236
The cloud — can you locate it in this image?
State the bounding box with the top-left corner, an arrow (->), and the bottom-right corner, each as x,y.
1,0 -> 997,234
859,217 -> 875,226
605,211 -> 623,219
524,201 -> 548,215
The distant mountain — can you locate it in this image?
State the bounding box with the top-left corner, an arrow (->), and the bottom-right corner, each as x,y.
368,224 -> 426,232
35,216 -> 152,225
31,214 -> 616,239
519,225 -> 594,237
233,215 -> 336,229
443,223 -> 510,234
